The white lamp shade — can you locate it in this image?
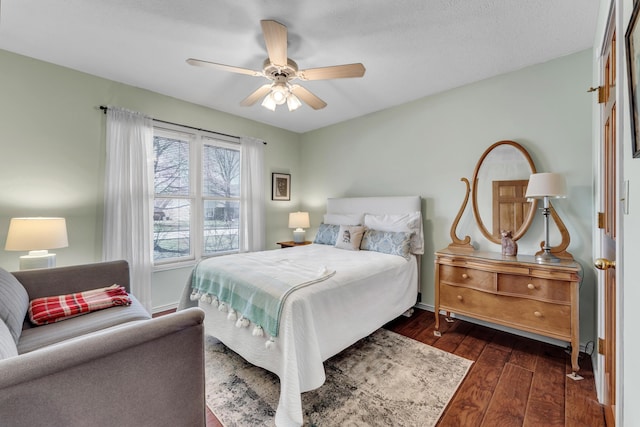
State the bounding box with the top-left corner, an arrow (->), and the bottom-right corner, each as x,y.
525,173 -> 567,199
288,212 -> 310,229
5,217 -> 69,251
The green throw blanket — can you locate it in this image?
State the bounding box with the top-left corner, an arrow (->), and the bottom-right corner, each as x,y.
190,252 -> 335,338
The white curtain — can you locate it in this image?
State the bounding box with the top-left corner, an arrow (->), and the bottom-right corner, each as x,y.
239,136 -> 265,252
103,107 -> 154,313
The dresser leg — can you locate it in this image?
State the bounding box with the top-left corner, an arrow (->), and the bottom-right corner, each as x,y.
567,347 -> 582,380
567,372 -> 584,381
434,310 -> 441,336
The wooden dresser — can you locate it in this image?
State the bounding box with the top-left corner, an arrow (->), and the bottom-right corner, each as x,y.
434,248 -> 582,375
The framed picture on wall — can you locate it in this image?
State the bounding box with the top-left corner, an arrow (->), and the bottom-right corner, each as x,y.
272,173 -> 291,201
626,1 -> 640,158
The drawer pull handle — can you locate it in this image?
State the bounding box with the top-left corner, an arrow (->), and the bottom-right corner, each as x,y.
534,311 -> 542,318
457,295 -> 463,301
527,283 -> 535,290
461,273 -> 469,279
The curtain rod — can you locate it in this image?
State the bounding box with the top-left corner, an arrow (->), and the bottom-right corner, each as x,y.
99,106 -> 266,144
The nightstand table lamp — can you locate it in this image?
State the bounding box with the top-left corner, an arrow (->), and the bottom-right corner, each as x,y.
288,212 -> 310,243
5,217 -> 69,270
525,172 -> 567,263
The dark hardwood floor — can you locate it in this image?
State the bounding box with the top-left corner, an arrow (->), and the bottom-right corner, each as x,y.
200,308 -> 604,426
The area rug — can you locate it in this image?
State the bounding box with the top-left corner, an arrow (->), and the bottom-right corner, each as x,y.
204,328 -> 473,426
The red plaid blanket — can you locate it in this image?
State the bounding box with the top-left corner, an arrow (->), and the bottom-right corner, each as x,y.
29,284 -> 132,325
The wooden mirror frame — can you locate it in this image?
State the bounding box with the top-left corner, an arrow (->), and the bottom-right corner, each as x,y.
449,140 -> 541,250
472,140 -> 537,244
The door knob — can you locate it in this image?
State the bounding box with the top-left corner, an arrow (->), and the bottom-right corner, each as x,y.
595,258 -> 616,270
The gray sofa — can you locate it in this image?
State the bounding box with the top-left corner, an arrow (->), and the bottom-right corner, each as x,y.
0,260 -> 206,427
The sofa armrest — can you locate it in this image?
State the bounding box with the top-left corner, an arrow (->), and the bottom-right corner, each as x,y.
0,307 -> 205,427
12,260 -> 131,299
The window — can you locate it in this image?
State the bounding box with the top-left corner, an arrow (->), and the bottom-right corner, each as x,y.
153,125 -> 241,265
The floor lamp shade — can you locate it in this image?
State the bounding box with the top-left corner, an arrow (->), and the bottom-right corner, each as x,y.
288,212 -> 310,243
5,217 -> 69,270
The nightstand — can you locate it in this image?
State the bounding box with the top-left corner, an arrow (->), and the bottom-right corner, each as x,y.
276,240 -> 312,248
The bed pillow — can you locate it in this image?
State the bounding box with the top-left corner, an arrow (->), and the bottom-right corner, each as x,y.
323,213 -> 364,226
313,223 -> 340,245
364,211 -> 424,254
360,229 -> 412,260
334,225 -> 365,251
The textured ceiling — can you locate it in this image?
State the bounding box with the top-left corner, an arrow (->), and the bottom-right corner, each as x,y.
0,0 -> 600,133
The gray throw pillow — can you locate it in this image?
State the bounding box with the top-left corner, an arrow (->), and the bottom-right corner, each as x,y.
0,268 -> 30,343
0,320 -> 18,359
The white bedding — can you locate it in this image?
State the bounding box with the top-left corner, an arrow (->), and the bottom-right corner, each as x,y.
181,243 -> 418,427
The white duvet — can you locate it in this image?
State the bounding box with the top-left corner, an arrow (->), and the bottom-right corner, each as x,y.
181,243 -> 418,427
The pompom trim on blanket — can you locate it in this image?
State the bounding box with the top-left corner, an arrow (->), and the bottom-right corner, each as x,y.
191,291 -> 276,349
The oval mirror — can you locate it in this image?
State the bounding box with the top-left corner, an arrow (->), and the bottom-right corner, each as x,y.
471,140 -> 537,244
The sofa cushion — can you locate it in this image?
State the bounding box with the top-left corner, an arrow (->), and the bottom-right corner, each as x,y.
0,268 -> 29,343
17,294 -> 151,354
0,321 -> 18,360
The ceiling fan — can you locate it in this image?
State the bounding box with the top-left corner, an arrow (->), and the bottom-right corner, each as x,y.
186,20 -> 366,111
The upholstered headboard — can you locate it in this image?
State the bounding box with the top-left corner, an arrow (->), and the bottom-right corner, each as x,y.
325,196 -> 423,254
326,196 -> 421,216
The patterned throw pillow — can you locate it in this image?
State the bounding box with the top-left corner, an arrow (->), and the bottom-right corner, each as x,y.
360,229 -> 412,259
334,225 -> 365,251
313,223 -> 340,245
364,211 -> 423,254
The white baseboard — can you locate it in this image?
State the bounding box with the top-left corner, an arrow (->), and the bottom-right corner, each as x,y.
152,302 -> 178,314
414,302 -> 587,353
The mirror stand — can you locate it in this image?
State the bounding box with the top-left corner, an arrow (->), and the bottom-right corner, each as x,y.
448,177 -> 474,251
535,203 -> 573,260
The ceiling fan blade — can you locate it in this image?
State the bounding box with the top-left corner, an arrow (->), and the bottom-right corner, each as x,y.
186,58 -> 262,77
298,63 -> 366,81
240,84 -> 273,106
290,85 -> 327,110
261,20 -> 288,67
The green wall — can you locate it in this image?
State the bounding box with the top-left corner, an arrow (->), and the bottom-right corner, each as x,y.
299,49 -> 595,346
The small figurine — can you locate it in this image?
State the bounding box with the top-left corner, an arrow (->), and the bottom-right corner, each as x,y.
501,230 -> 518,256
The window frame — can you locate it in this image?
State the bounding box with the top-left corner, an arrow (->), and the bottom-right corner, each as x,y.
152,123 -> 241,270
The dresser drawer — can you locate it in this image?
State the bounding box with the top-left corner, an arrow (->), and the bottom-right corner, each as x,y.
439,265 -> 495,292
497,274 -> 571,303
439,284 -> 571,339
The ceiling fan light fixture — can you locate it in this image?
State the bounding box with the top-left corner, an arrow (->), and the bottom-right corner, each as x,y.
271,82 -> 289,105
261,93 -> 277,111
287,93 -> 302,111
187,20 -> 365,112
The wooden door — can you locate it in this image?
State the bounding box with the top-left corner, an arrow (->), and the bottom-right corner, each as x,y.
597,11 -> 617,426
492,179 -> 531,236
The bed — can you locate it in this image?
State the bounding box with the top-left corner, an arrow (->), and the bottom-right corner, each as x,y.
179,196 -> 423,427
